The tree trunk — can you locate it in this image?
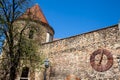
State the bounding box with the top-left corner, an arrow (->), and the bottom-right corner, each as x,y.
9,47 -> 21,80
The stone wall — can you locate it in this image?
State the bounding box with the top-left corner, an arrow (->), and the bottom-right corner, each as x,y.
41,25 -> 120,80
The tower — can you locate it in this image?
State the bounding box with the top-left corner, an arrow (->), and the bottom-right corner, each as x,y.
18,4 -> 54,43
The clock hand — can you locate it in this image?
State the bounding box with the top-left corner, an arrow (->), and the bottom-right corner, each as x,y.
98,49 -> 104,65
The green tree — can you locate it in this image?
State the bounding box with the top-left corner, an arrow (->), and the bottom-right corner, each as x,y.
0,0 -> 44,80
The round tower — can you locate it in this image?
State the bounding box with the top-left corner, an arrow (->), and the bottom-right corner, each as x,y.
16,4 -> 54,44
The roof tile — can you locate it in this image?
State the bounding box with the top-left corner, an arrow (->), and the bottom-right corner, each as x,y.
21,4 -> 48,24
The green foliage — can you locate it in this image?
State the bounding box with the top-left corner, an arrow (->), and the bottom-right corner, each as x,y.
20,37 -> 36,57
19,35 -> 45,70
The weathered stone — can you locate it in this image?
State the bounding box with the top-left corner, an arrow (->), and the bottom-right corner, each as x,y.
41,25 -> 120,80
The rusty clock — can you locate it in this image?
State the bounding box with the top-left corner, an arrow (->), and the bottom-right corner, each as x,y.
90,49 -> 113,72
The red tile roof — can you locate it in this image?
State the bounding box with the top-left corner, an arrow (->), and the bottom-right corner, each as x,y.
20,4 -> 48,24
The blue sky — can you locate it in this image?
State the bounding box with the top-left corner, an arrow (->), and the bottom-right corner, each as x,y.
35,0 -> 120,39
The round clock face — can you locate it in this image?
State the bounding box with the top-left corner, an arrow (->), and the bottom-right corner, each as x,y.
90,49 -> 113,72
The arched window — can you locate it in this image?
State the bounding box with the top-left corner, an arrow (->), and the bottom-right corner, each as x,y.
20,67 -> 29,80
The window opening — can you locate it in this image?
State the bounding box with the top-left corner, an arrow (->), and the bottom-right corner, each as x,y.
46,32 -> 53,42
20,67 -> 29,80
29,29 -> 34,39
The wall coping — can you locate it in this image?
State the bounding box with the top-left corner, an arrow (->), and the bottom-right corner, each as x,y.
42,24 -> 118,45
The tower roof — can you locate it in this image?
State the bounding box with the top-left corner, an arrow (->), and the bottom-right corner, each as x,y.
20,4 -> 48,24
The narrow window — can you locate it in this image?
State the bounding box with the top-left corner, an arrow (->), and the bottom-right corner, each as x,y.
20,67 -> 29,80
29,30 -> 34,39
46,32 -> 53,42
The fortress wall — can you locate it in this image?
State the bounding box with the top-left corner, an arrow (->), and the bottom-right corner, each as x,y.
41,25 -> 120,80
